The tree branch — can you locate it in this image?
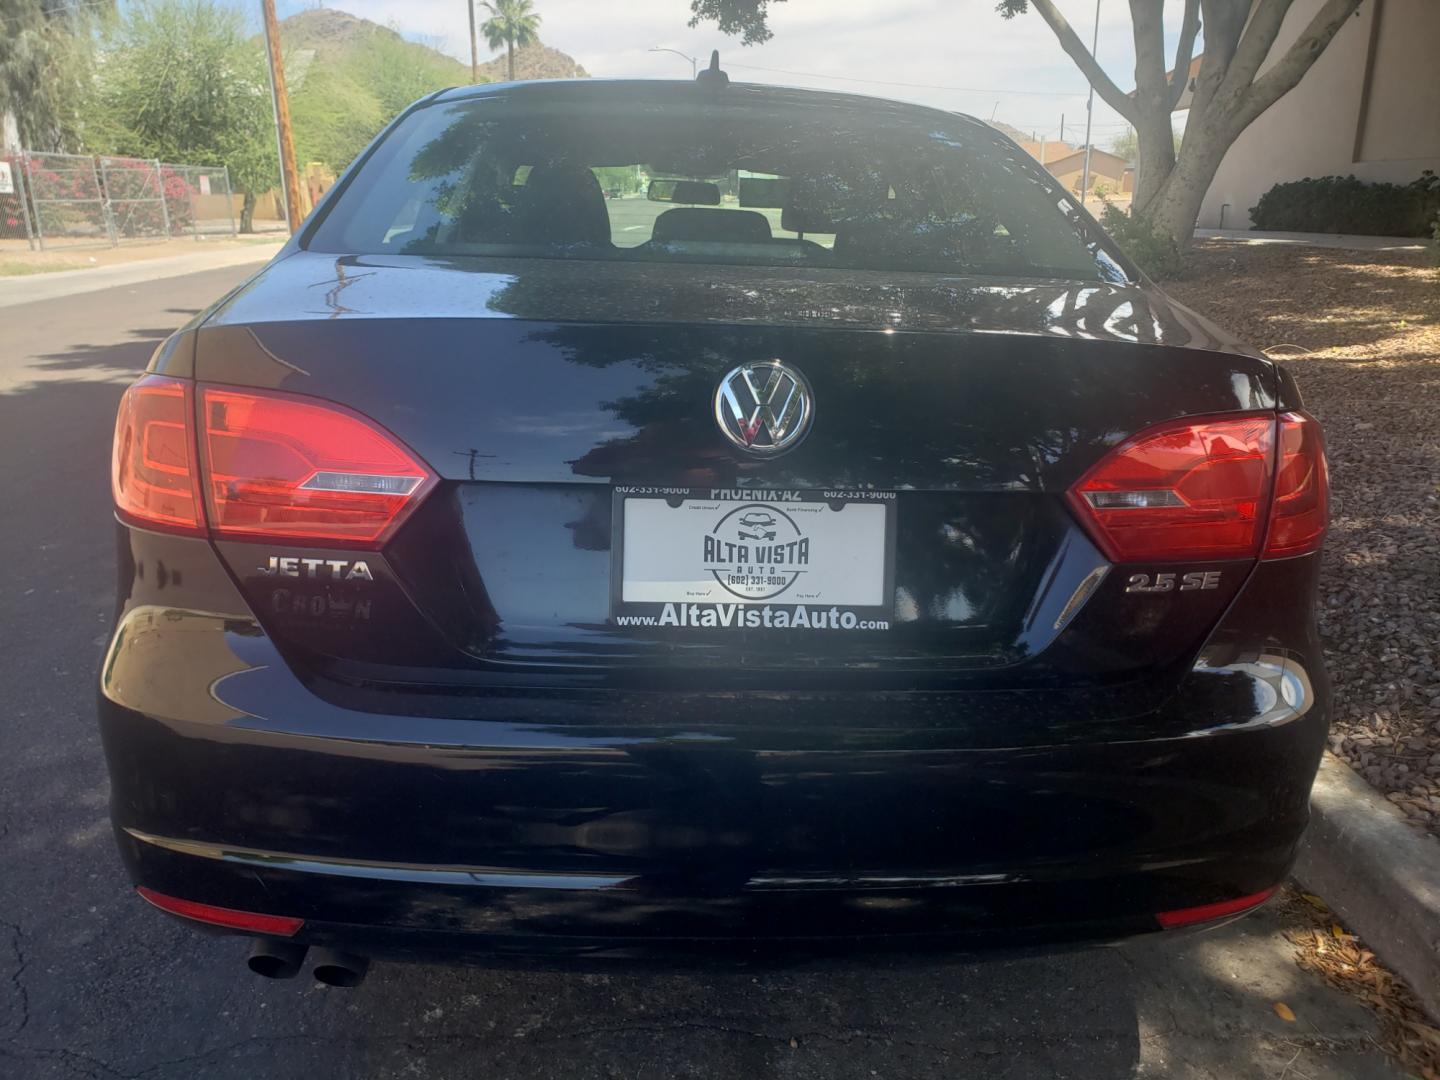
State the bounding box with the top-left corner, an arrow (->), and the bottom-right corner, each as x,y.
1186,0 -> 1248,124
1130,0 -> 1169,105
1228,0 -> 1364,132
1027,0 -> 1139,124
1167,0 -> 1201,110
1223,0 -> 1296,93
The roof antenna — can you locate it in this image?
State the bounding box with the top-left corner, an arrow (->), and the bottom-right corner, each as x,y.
695,50 -> 729,89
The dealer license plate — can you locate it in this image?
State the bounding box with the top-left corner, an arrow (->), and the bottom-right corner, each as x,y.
610,488 -> 895,630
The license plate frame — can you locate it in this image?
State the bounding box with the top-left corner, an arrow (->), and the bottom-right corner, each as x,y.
610,487 -> 897,631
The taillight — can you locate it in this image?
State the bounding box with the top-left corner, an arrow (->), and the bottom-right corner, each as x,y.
1263,412 -> 1328,558
200,386 -> 436,546
1068,415 -> 1276,562
111,375 -> 204,535
111,378 -> 436,547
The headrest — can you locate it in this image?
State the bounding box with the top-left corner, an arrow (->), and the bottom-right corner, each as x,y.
519,163 -> 610,246
651,208 -> 772,244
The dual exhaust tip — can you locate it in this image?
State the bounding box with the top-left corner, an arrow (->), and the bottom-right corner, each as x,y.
247,939 -> 369,987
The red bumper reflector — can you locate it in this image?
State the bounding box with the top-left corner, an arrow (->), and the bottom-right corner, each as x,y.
136,887 -> 303,937
1156,886 -> 1277,929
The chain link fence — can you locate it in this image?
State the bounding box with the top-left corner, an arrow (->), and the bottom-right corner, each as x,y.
160,164 -> 238,239
98,156 -> 170,241
0,154 -> 35,248
1,150 -> 237,250
24,151 -> 111,248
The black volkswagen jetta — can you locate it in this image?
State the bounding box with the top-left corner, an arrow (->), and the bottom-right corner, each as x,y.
100,74 -> 1330,985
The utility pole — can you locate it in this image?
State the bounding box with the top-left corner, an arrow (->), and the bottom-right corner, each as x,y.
261,0 -> 303,233
468,0 -> 479,83
1079,0 -> 1101,211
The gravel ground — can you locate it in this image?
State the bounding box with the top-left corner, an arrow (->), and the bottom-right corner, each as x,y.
1166,242 -> 1440,834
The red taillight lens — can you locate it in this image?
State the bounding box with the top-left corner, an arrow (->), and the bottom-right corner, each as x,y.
1068,415 -> 1276,562
200,386 -> 436,546
1263,411 -> 1328,558
111,375 -> 204,535
137,886 -> 304,936
1155,886 -> 1277,929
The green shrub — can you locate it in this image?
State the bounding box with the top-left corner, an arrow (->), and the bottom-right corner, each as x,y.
1249,171 -> 1439,237
1099,201 -> 1184,279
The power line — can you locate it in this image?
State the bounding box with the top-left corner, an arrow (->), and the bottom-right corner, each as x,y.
723,61 -> 1093,99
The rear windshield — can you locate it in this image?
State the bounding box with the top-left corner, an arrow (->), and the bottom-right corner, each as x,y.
307,93 -> 1129,283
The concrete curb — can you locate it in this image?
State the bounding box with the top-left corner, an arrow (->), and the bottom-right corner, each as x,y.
1295,751 -> 1440,1020
0,242 -> 284,309
1194,228 -> 1428,251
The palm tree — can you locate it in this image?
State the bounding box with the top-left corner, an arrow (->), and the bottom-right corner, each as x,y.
480,0 -> 541,83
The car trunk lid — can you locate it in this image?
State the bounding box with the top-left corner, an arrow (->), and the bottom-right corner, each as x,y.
194,254 -> 1276,687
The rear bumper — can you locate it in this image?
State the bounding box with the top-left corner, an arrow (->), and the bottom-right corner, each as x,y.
99,530 -> 1330,963
99,662 -> 1327,964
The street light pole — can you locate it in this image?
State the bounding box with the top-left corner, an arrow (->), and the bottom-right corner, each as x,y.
649,46 -> 698,78
1079,0 -> 1101,210
261,0 -> 303,233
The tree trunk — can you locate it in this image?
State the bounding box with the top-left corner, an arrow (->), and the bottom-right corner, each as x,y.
1131,108 -> 1176,213
1126,0 -> 1177,214
507,42 -> 515,82
1144,132 -> 1235,246
240,191 -> 256,234
1141,0 -> 1366,245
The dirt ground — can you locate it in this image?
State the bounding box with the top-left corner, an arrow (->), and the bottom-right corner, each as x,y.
1166,241 -> 1440,836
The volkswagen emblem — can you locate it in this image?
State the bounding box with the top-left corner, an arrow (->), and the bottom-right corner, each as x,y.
713,361 -> 814,457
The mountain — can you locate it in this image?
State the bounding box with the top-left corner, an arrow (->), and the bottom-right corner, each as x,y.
273,9 -> 587,175
279,8 -> 587,85
476,41 -> 590,82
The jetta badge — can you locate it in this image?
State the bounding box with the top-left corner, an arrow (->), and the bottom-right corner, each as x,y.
713,360 -> 814,457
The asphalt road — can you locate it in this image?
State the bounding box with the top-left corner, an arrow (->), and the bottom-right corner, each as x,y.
0,264 -> 1406,1080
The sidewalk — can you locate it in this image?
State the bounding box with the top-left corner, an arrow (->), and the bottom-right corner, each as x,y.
0,239 -> 286,309
1194,228 -> 1429,251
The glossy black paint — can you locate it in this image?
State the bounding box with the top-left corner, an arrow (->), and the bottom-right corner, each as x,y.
102,80 -> 1328,964
100,524 -> 1326,959
183,257 -> 1274,678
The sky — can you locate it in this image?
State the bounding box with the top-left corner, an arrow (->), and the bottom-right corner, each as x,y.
259,0 -> 1194,151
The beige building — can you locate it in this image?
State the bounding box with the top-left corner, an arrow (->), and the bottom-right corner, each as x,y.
1197,0 -> 1440,229
1045,148 -> 1135,197
1017,137 -> 1074,167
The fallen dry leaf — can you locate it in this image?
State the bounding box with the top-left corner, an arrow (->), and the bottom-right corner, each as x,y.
1278,887 -> 1440,1078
